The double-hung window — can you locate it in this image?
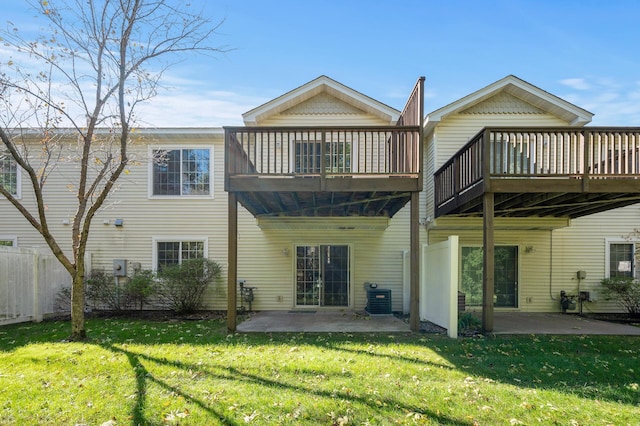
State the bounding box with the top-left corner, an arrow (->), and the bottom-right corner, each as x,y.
0,149 -> 20,198
151,148 -> 211,196
607,240 -> 636,279
153,238 -> 206,271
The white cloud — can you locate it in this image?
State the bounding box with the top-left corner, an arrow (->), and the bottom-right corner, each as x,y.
133,90 -> 270,127
559,78 -> 591,90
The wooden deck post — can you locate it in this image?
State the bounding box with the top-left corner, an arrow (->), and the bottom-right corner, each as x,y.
227,192 -> 238,332
409,191 -> 420,332
482,191 -> 495,332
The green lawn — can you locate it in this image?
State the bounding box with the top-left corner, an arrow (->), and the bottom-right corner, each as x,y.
0,318 -> 638,425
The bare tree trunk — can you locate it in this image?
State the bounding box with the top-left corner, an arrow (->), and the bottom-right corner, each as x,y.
69,272 -> 86,341
1,0 -> 226,341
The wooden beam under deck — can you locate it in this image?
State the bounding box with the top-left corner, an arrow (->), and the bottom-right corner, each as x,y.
227,175 -> 421,193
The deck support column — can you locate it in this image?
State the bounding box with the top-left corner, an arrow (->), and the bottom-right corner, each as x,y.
482,191 -> 495,332
227,192 -> 238,332
409,191 -> 420,332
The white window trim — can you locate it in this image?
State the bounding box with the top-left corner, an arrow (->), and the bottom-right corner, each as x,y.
148,145 -> 214,199
604,237 -> 640,278
0,235 -> 18,247
0,154 -> 21,199
152,236 -> 208,271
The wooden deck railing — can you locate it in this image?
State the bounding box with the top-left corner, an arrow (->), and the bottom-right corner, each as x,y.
434,127 -> 640,208
225,126 -> 421,180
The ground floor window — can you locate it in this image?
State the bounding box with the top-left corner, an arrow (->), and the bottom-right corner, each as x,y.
295,245 -> 350,307
154,238 -> 206,270
607,241 -> 636,279
0,236 -> 16,247
460,245 -> 518,308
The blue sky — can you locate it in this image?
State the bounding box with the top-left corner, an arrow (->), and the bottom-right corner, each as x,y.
4,0 -> 640,126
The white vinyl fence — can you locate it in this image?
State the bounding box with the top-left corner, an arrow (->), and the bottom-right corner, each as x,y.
421,236 -> 459,338
0,246 -> 72,325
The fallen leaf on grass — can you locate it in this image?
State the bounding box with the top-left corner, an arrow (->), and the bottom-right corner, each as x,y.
243,410 -> 259,423
164,410 -> 189,421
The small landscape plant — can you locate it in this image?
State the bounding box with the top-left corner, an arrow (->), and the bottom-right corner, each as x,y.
123,269 -> 156,310
458,312 -> 482,335
600,277 -> 640,317
156,258 -> 223,313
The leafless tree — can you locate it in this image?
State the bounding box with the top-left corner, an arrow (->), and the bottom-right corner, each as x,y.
0,0 -> 226,340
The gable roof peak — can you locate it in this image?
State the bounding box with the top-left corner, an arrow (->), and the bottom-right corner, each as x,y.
424,75 -> 594,133
242,76 -> 400,126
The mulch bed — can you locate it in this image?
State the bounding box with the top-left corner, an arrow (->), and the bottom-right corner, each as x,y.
581,313 -> 640,325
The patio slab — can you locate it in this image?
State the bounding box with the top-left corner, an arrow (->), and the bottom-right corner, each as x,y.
490,312 -> 640,335
236,310 -> 640,335
236,310 -> 410,333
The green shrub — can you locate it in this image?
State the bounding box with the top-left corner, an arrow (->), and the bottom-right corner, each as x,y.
123,269 -> 156,310
600,277 -> 640,317
86,269 -> 121,310
156,258 -> 223,314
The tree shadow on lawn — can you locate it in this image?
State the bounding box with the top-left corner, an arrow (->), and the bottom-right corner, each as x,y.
101,342 -> 471,426
425,334 -> 640,406
2,318 -> 639,419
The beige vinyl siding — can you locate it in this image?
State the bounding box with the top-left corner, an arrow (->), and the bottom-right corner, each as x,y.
258,115 -> 388,127
0,142 -> 85,254
228,93 -> 411,311
428,219 -> 560,312
423,104 -> 590,314
85,132 -> 230,309
234,208 -> 411,312
0,131 -> 231,308
255,95 -> 392,127
552,204 -> 640,313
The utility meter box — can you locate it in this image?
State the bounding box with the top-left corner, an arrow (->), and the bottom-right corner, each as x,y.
577,270 -> 587,280
113,259 -> 127,277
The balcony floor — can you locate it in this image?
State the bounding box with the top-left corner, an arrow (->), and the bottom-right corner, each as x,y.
436,177 -> 640,218
237,190 -> 411,218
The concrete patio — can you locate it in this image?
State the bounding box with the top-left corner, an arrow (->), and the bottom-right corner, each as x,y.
490,312 -> 640,335
236,310 -> 410,332
236,310 -> 640,335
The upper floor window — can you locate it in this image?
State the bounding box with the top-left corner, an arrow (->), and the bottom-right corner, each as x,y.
151,148 -> 211,196
294,140 -> 351,174
0,149 -> 20,198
